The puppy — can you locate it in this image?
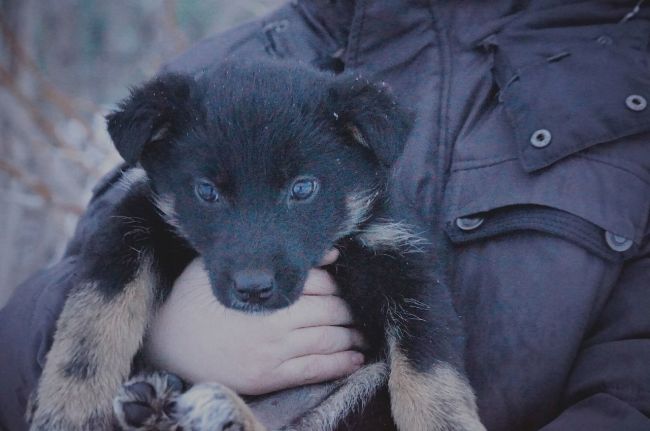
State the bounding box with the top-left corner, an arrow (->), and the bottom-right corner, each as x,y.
28,61 -> 485,431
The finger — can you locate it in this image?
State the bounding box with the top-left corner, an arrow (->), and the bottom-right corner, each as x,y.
274,351 -> 365,389
173,258 -> 210,293
285,326 -> 367,357
302,268 -> 338,296
318,248 -> 339,266
280,295 -> 354,328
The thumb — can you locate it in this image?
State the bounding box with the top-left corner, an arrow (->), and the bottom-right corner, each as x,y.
318,248 -> 339,267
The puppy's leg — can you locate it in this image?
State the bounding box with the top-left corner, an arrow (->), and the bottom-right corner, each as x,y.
164,363 -> 387,431
387,334 -> 485,431
172,383 -> 266,431
29,263 -> 157,431
115,371 -> 265,431
283,362 -> 389,431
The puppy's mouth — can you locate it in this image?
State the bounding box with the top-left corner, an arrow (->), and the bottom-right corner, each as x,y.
216,287 -> 299,314
227,299 -> 284,314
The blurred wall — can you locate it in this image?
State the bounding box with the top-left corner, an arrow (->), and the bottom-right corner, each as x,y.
0,0 -> 282,307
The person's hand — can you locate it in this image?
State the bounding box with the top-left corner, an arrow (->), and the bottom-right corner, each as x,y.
143,249 -> 365,395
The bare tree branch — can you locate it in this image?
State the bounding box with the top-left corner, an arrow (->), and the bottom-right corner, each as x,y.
0,63 -> 101,176
0,14 -> 103,126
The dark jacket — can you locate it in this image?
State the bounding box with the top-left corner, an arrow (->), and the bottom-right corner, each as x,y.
2,1 -> 649,430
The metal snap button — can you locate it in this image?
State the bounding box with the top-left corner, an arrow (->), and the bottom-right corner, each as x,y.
530,129 -> 552,148
625,94 -> 647,112
264,19 -> 289,33
596,35 -> 613,46
456,216 -> 485,231
605,231 -> 633,252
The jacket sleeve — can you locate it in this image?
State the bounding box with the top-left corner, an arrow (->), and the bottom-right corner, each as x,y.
0,6 -> 285,427
540,236 -> 650,430
0,164 -> 127,431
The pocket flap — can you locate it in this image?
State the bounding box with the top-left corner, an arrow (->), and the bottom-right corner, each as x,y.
492,20 -> 650,172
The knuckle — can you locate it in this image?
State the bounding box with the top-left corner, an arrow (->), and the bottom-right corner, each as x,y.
301,360 -> 322,383
315,328 -> 335,352
325,296 -> 342,315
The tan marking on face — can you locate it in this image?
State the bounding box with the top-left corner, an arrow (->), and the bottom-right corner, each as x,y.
152,193 -> 182,230
388,336 -> 485,431
336,189 -> 380,239
30,262 -> 156,430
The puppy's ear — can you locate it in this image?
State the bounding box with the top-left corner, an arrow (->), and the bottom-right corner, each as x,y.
106,74 -> 193,164
329,77 -> 413,167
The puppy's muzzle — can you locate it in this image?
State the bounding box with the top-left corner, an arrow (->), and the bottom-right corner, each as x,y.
231,269 -> 276,304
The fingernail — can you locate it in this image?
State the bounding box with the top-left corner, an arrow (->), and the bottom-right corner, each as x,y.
352,353 -> 364,365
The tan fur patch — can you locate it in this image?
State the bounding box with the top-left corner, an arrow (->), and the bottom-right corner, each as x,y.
286,362 -> 388,431
152,192 -> 182,230
388,337 -> 485,431
336,189 -> 380,239
347,125 -> 368,149
176,383 -> 266,431
30,263 -> 156,430
116,166 -> 148,192
358,220 -> 428,253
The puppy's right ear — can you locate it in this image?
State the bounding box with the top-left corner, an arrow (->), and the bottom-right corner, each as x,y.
106,74 -> 193,164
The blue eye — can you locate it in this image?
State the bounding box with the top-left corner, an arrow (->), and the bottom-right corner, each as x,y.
290,178 -> 317,201
195,180 -> 219,202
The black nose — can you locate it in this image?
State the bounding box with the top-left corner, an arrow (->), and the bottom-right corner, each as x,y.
232,270 -> 275,304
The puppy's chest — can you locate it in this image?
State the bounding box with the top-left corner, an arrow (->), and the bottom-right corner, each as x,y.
328,238 -> 418,359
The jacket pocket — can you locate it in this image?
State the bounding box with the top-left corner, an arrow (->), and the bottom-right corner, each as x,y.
490,17 -> 650,172
443,151 -> 649,262
445,19 -> 650,259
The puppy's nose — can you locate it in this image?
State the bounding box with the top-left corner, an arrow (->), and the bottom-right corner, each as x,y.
232,270 -> 275,304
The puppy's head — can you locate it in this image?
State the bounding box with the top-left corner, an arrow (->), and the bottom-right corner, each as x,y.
107,61 -> 413,312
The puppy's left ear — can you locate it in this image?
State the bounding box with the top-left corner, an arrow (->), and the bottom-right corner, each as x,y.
106,74 -> 194,164
329,77 -> 414,167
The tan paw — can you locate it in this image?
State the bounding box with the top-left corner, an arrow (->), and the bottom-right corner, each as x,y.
174,383 -> 265,431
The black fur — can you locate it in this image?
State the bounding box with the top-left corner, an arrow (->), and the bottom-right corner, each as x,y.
104,61 -> 415,314
33,60 -> 475,430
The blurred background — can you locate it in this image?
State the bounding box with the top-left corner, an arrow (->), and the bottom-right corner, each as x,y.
0,0 -> 282,307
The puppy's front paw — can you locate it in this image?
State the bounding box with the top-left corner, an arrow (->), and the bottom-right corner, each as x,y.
174,383 -> 265,431
114,371 -> 185,431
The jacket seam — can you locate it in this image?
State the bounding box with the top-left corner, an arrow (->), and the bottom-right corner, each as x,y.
521,122 -> 650,173
292,1 -> 340,52
450,154 -> 650,186
450,156 -> 518,172
346,0 -> 366,68
429,1 -> 453,215
574,154 -> 650,186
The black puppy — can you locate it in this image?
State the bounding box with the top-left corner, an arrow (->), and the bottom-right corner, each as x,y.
28,61 -> 485,431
